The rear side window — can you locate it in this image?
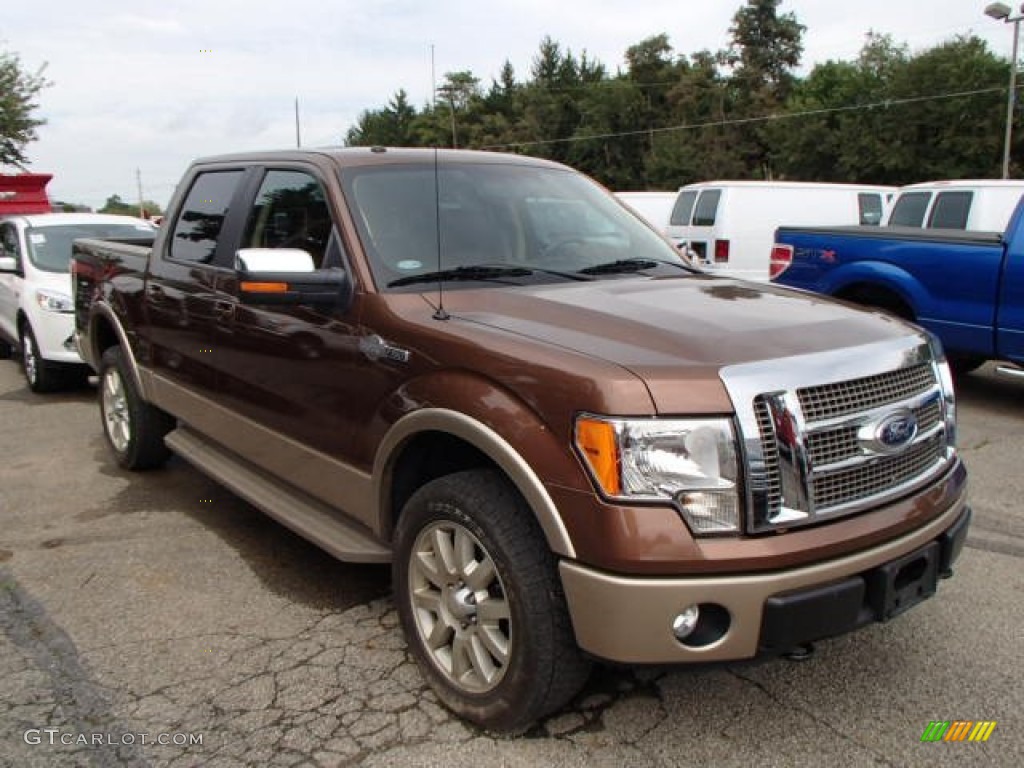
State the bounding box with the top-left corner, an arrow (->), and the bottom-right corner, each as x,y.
169,170 -> 245,264
692,190 -> 721,226
927,191 -> 973,229
670,190 -> 698,226
858,193 -> 884,225
888,192 -> 931,227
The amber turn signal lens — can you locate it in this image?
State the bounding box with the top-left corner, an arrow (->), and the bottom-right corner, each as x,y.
240,281 -> 289,293
575,418 -> 621,496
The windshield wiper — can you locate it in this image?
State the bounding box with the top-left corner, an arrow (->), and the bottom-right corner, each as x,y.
388,265 -> 531,288
387,263 -> 590,288
581,259 -> 667,276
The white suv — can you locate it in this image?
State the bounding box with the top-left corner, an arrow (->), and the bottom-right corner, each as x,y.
0,213 -> 157,392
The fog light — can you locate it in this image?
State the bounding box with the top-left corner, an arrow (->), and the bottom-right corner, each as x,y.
671,604 -> 700,640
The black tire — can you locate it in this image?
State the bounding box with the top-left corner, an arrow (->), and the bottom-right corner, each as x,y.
393,469 -> 590,733
949,355 -> 985,376
21,324 -> 64,393
98,346 -> 174,470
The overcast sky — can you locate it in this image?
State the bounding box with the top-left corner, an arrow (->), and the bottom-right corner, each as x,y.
1,0 -> 1013,209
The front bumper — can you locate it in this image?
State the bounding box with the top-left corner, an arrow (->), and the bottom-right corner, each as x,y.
559,500 -> 969,664
29,308 -> 83,365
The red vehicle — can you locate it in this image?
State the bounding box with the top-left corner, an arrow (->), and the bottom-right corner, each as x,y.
0,173 -> 52,216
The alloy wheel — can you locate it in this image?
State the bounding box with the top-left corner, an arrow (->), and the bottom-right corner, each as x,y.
408,520 -> 512,693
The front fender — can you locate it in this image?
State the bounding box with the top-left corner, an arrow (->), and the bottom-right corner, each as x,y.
373,372 -> 585,558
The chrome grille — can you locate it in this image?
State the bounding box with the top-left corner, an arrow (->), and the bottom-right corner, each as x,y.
797,363 -> 935,422
805,399 -> 945,469
752,396 -> 782,514
812,434 -> 945,509
742,357 -> 953,534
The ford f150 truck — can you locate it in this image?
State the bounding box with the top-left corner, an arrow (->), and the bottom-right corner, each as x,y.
771,198 -> 1024,376
72,148 -> 970,732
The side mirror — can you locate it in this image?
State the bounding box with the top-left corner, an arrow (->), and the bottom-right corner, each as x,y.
0,256 -> 16,272
234,248 -> 350,309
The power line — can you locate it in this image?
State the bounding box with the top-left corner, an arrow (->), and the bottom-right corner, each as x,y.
480,84 -> 1008,150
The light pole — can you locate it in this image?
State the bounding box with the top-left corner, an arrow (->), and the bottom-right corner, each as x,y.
985,2 -> 1024,178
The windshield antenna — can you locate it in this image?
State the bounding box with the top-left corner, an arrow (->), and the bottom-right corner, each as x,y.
432,146 -> 449,321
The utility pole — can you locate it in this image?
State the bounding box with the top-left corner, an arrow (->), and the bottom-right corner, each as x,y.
136,168 -> 144,218
295,97 -> 301,148
430,44 -> 437,110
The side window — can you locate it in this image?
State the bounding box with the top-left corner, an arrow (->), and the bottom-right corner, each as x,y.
169,170 -> 245,264
0,223 -> 21,264
858,193 -> 884,225
692,190 -> 722,227
888,192 -> 931,227
670,190 -> 698,226
927,191 -> 973,230
242,170 -> 339,269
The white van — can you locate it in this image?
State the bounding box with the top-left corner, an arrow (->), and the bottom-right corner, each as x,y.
884,179 -> 1024,231
665,181 -> 895,281
614,191 -> 677,233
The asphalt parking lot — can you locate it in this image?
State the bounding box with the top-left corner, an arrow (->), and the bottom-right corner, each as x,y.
0,357 -> 1021,768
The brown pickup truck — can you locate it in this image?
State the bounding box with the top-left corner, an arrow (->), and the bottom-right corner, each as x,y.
72,148 -> 970,732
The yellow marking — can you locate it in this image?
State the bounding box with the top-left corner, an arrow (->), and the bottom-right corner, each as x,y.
969,721 -> 997,742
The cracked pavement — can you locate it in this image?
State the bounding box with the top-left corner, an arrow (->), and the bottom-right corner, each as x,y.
0,359 -> 1021,767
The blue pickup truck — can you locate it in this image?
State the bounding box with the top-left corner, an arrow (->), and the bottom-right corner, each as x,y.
770,200 -> 1024,375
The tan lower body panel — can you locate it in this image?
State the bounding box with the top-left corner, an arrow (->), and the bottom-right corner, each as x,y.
559,498 -> 966,664
142,368 -> 378,531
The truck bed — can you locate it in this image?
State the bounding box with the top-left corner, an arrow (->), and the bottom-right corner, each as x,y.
778,224 -> 1004,246
71,237 -> 153,368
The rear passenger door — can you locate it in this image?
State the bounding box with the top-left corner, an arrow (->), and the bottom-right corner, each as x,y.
144,167 -> 251,399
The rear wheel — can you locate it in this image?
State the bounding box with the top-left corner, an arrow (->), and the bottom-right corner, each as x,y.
21,325 -> 63,393
394,469 -> 590,733
98,346 -> 174,469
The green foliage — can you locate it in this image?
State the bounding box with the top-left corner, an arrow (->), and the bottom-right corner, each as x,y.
0,49 -> 50,168
99,194 -> 162,218
344,1 -> 1016,187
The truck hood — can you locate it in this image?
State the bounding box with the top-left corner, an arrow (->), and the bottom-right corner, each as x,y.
440,274 -> 920,413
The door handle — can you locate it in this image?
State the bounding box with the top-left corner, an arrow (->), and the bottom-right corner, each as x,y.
214,300 -> 235,319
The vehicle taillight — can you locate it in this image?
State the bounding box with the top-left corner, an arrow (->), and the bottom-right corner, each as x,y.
714,239 -> 729,263
769,244 -> 794,280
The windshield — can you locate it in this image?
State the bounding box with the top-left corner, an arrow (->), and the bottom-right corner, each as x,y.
340,161 -> 692,291
26,222 -> 157,273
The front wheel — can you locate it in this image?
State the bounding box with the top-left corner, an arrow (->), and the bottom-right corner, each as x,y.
98,347 -> 174,469
21,325 -> 63,393
394,469 -> 590,733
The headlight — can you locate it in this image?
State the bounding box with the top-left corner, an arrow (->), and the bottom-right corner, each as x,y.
574,415 -> 741,535
36,289 -> 73,313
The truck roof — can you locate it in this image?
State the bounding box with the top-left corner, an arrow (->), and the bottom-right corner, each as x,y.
192,146 -> 569,171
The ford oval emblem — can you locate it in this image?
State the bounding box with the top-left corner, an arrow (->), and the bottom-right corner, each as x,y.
858,409 -> 918,454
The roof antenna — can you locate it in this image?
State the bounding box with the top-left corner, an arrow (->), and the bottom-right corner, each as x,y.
432,146 -> 450,321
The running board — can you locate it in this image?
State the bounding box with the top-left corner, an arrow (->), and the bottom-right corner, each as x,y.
165,427 -> 391,563
995,364 -> 1024,380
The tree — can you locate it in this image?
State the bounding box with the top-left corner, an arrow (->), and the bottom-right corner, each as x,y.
99,194 -> 162,218
723,0 -> 806,178
344,89 -> 417,146
0,49 -> 51,168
